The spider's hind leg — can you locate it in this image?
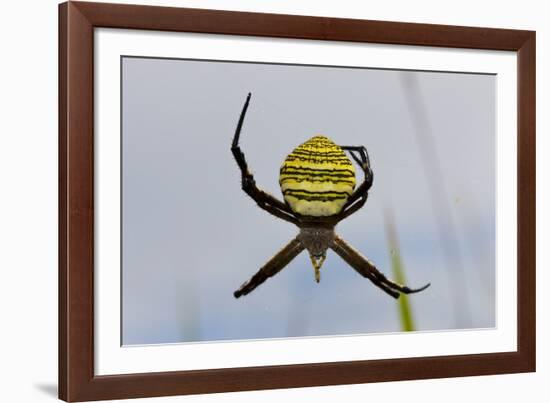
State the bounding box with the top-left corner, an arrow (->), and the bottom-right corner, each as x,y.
230,93 -> 298,225
340,145 -> 371,172
337,145 -> 374,221
231,93 -> 252,174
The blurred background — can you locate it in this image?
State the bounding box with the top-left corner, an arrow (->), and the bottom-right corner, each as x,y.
121,56 -> 495,345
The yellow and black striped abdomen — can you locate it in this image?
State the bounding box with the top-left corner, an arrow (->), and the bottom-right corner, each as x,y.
279,136 -> 356,217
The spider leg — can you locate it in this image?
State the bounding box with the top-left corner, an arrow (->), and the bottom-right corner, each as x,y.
337,194 -> 368,221
330,235 -> 430,299
234,236 -> 305,298
231,93 -> 298,225
340,146 -> 372,177
337,145 -> 374,221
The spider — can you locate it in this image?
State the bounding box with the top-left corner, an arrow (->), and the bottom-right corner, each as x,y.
231,93 -> 430,299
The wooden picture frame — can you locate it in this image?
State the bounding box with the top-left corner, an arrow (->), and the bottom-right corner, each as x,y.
59,1 -> 536,401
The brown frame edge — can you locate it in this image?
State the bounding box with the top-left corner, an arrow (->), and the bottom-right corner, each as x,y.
59,1 -> 536,401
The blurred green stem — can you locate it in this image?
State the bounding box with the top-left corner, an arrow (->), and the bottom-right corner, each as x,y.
384,208 -> 415,332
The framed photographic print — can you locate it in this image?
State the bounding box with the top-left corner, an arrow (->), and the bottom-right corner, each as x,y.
59,1 -> 536,401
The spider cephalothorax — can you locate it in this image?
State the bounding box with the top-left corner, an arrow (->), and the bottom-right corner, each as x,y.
231,93 -> 430,299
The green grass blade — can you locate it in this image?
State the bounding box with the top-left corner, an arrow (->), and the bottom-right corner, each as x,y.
385,209 -> 415,332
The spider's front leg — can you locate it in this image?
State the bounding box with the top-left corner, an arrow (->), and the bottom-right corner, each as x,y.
234,236 -> 305,298
337,145 -> 374,221
331,235 -> 430,299
231,93 -> 298,225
